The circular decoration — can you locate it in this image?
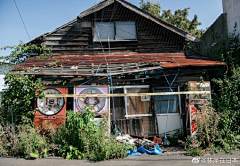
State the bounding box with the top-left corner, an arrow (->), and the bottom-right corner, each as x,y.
77,87 -> 106,113
37,88 -> 65,116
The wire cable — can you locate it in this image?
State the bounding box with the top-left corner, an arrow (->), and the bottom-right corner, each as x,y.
14,0 -> 31,41
163,58 -> 180,141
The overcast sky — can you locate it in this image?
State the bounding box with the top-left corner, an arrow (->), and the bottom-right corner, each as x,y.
0,0 -> 223,57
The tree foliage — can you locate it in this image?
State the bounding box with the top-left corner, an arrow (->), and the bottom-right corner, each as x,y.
139,0 -> 203,37
139,0 -> 161,17
2,74 -> 44,125
0,41 -> 51,65
0,41 -> 50,125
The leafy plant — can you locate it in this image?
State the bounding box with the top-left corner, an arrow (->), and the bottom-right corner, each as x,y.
1,73 -> 44,125
196,102 -> 220,148
51,106 -> 132,161
166,130 -> 185,146
60,145 -> 85,160
186,147 -> 203,156
207,27 -> 240,153
0,122 -> 48,159
0,41 -> 52,65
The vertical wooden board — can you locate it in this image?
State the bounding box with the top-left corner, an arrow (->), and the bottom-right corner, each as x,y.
127,89 -> 150,115
129,119 -> 133,135
149,116 -> 155,135
125,119 -> 128,135
142,116 -> 155,136
136,89 -> 150,114
139,118 -> 144,136
114,107 -> 124,119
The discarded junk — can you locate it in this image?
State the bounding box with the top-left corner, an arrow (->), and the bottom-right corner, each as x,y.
116,134 -> 163,156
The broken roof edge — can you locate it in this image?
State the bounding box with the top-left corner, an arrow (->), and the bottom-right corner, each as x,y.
77,0 -> 200,42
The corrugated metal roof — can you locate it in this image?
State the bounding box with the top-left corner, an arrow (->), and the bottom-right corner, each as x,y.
13,52 -> 226,76
17,52 -> 225,67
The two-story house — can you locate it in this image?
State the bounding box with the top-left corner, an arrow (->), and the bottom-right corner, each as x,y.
12,0 -> 225,137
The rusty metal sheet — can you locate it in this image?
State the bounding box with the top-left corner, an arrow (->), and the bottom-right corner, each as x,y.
16,52 -> 225,67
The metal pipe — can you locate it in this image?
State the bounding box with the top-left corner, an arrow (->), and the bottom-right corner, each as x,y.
10,105 -> 15,135
178,86 -> 184,135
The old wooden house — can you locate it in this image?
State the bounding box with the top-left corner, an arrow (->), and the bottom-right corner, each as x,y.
14,0 -> 225,137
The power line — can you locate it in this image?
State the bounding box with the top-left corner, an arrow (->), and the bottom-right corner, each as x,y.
14,0 -> 31,41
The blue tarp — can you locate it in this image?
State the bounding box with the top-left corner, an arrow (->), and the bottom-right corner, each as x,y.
127,150 -> 142,156
137,144 -> 163,155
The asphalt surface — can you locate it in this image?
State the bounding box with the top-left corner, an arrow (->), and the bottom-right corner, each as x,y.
0,151 -> 240,166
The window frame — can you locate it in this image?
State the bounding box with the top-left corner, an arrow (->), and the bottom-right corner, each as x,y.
93,21 -> 138,42
154,88 -> 180,116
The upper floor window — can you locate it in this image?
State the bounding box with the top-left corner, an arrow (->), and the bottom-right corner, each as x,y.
94,21 -> 137,41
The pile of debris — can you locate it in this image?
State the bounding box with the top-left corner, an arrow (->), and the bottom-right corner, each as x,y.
116,134 -> 164,156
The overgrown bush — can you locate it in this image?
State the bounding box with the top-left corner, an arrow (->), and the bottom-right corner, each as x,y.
196,102 -> 220,148
166,130 -> 185,146
212,68 -> 240,153
0,122 -> 48,158
184,102 -> 220,156
50,106 -> 132,161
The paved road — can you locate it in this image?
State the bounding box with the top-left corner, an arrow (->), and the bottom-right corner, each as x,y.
0,151 -> 240,166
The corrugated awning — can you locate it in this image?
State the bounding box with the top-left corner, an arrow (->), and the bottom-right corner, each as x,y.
13,52 -> 226,76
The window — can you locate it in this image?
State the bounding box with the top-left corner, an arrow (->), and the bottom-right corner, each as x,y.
94,21 -> 137,41
115,21 -> 137,40
155,89 -> 179,114
94,22 -> 115,41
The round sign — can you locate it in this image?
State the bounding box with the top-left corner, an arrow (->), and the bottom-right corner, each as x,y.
76,87 -> 106,113
37,88 -> 65,115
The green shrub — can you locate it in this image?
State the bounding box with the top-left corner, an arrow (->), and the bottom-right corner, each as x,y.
196,102 -> 220,148
166,130 -> 185,146
212,68 -> 240,153
186,147 -> 203,156
0,122 -> 48,159
51,106 -> 132,161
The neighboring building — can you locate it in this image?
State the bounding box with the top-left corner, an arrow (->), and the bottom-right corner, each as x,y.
223,0 -> 240,34
0,74 -> 4,105
13,0 -> 225,137
198,0 -> 240,57
198,13 -> 228,58
0,63 -> 12,105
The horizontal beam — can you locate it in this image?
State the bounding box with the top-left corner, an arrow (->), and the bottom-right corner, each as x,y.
125,114 -> 152,117
44,91 -> 210,98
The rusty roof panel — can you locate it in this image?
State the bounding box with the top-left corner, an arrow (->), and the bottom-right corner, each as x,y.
13,52 -> 226,77
17,52 -> 225,69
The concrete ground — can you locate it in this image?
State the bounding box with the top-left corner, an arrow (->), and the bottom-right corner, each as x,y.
0,151 -> 240,166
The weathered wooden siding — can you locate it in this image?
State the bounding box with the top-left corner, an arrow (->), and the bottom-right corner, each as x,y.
43,2 -> 186,55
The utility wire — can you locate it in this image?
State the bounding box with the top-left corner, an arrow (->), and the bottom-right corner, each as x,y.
14,0 -> 31,41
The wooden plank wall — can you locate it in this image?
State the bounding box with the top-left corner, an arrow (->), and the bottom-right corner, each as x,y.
126,88 -> 155,136
43,2 -> 185,55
